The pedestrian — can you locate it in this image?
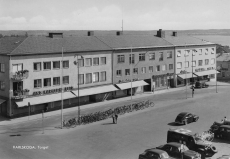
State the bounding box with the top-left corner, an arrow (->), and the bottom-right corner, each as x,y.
112,113 -> 115,124
223,116 -> 227,123
115,114 -> 118,124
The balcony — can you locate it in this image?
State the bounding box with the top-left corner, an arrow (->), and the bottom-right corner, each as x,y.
12,89 -> 29,100
11,70 -> 29,80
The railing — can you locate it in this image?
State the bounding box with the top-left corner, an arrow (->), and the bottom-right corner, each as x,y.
12,89 -> 29,99
11,70 -> 29,80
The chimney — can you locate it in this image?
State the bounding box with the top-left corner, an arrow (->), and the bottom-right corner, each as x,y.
88,31 -> 94,36
116,31 -> 123,36
48,32 -> 63,38
157,29 -> 165,38
172,31 -> 177,37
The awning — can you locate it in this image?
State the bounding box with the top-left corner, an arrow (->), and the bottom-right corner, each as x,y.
177,73 -> 196,79
194,70 -> 220,76
70,85 -> 118,97
0,99 -> 6,105
16,92 -> 76,107
116,80 -> 149,90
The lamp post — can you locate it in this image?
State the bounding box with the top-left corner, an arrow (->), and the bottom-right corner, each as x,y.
192,50 -> 194,98
185,44 -> 187,99
216,68 -> 218,93
61,47 -> 64,129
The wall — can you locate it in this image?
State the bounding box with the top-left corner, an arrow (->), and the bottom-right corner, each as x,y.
0,55 -> 10,98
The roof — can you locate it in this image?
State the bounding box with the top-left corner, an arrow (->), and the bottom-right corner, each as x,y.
96,35 -> 173,49
163,35 -> 215,46
168,128 -> 193,135
178,112 -> 189,116
0,37 -> 27,54
217,53 -> 230,62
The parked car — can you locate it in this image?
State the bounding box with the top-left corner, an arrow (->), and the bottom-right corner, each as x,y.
210,120 -> 230,133
175,112 -> 199,125
217,155 -> 230,159
194,81 -> 209,89
139,148 -> 171,159
167,128 -> 218,158
156,142 -> 201,159
213,125 -> 230,140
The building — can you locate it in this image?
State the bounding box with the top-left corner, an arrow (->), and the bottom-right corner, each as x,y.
216,53 -> 230,81
0,30 -> 217,118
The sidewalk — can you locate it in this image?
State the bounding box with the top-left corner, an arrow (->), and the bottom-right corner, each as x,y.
0,81 -> 229,125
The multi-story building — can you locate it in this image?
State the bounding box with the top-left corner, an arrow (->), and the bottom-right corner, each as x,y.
0,30 -> 217,118
216,53 -> 230,81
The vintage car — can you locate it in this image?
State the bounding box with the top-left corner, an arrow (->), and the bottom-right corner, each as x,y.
175,112 -> 199,125
156,142 -> 201,159
217,155 -> 230,159
167,128 -> 218,158
194,81 -> 209,89
210,120 -> 230,133
213,125 -> 230,140
139,148 -> 171,159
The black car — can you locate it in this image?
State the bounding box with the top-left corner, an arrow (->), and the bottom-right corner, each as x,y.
210,120 -> 230,133
213,125 -> 230,140
175,112 -> 199,125
139,148 -> 171,159
156,142 -> 201,159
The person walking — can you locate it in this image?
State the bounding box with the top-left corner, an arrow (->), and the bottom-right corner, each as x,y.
115,113 -> 118,124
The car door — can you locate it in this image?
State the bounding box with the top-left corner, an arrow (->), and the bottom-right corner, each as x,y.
171,146 -> 181,158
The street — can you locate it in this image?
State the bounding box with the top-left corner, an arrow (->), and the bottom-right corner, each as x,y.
0,85 -> 230,159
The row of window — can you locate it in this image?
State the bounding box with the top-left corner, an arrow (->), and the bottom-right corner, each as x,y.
117,51 -> 173,63
34,76 -> 70,88
177,59 -> 215,69
116,64 -> 174,76
177,48 -> 215,57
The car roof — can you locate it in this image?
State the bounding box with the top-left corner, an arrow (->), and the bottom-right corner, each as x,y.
220,125 -> 230,128
168,128 -> 193,135
147,148 -> 168,154
178,112 -> 190,116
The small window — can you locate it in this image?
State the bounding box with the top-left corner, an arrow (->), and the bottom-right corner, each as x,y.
177,51 -> 181,57
129,54 -> 135,64
93,58 -> 99,66
167,51 -> 172,58
192,61 -> 196,67
62,60 -> 69,68
169,64 -> 173,70
159,52 -> 163,61
185,61 -> 189,68
205,49 -> 208,55
199,49 -> 202,55
211,48 -> 215,54
34,62 -> 41,71
79,74 -> 84,84
198,60 -> 203,66
44,78 -> 51,87
162,65 -> 166,71
63,76 -> 69,84
78,59 -> 84,67
133,68 -> 138,74
34,79 -> 42,88
118,55 -> 125,63
211,58 -> 215,65
53,77 -> 60,85
86,73 -> 92,84
44,61 -> 51,70
100,71 -> 106,81
116,70 -> 122,76
149,66 -> 154,73
177,62 -> 182,69
53,61 -> 60,69
141,67 -> 146,73
93,72 -> 99,83
139,53 -> 145,61
156,65 -> 160,71
0,81 -> 5,90
185,50 -> 190,57
85,58 -> 92,66
149,53 -> 155,60
205,59 -> 209,65
0,63 -> 5,73
125,69 -> 130,75
101,57 -> 106,65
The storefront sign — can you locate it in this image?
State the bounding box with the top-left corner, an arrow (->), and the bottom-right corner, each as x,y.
33,86 -> 73,96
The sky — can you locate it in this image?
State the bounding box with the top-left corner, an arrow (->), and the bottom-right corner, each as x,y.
0,0 -> 230,30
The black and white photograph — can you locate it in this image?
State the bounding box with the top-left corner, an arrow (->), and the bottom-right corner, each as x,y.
0,0 -> 230,158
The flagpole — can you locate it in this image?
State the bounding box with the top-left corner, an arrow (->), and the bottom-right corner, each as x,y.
61,47 -> 64,129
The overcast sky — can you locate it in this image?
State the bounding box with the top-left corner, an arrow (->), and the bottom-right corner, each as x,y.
0,0 -> 229,30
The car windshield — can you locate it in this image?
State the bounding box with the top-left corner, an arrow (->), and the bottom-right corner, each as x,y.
176,114 -> 184,121
161,152 -> 170,158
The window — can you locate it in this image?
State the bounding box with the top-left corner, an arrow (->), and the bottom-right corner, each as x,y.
62,60 -> 69,68
0,81 -> 5,90
78,59 -> 84,67
141,67 -> 146,73
177,51 -> 181,57
79,74 -> 84,84
0,63 -> 5,73
13,63 -> 23,73
101,57 -> 106,65
139,53 -> 145,61
43,62 -> 51,70
169,64 -> 173,70
192,61 -> 196,67
162,65 -> 166,71
85,58 -> 92,66
63,76 -> 69,84
185,61 -> 189,68
86,73 -> 92,83
116,70 -> 122,76
159,52 -> 163,61
149,52 -> 155,60
205,49 -> 208,55
199,49 -> 202,55
44,78 -> 51,87
118,55 -> 125,63
211,48 -> 215,54
149,66 -> 154,73
133,68 -> 138,74
211,58 -> 215,65
185,50 -> 189,57
125,69 -> 130,75
53,61 -> 60,69
156,65 -> 160,71
53,77 -> 60,85
192,49 -> 197,56
167,51 -> 172,58
205,59 -> 209,65
100,71 -> 106,81
34,62 -> 41,71
177,62 -> 182,69
34,79 -> 42,88
129,54 -> 135,64
93,72 -> 99,83
198,60 -> 203,66
93,58 -> 99,65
